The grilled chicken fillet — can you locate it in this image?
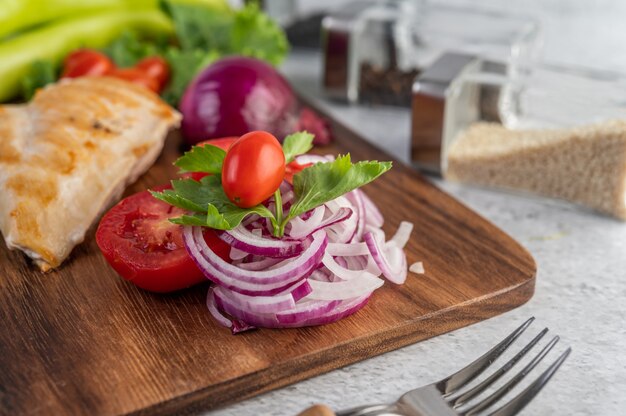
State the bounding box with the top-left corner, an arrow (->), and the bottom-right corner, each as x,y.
0,77 -> 181,271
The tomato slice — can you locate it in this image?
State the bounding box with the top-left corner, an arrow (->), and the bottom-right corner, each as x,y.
108,67 -> 160,92
135,56 -> 170,90
284,161 -> 313,184
61,49 -> 114,79
96,186 -> 231,293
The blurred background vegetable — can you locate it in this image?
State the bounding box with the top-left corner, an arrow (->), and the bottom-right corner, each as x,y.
180,56 -> 330,145
0,0 -> 228,39
0,10 -> 172,101
159,0 -> 289,105
0,0 -> 288,106
180,56 -> 297,144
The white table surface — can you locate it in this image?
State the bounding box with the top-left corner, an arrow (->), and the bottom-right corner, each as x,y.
208,4 -> 626,414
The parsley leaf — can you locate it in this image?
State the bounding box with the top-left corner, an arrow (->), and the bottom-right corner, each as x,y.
149,189 -> 205,212
152,176 -> 275,230
288,154 -> 391,220
175,144 -> 226,174
282,131 -> 314,163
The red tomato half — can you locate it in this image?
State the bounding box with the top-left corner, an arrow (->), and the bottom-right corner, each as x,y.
96,186 -> 230,293
61,49 -> 114,78
222,131 -> 286,208
108,67 -> 160,92
135,56 -> 170,90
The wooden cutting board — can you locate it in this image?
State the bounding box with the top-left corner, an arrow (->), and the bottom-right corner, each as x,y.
0,111 -> 536,415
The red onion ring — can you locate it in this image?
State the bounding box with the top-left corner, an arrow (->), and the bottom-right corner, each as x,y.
220,226 -> 306,258
288,207 -> 352,240
185,226 -> 327,293
364,231 -> 408,285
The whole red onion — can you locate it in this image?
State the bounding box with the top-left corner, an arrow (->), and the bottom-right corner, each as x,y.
180,56 -> 298,145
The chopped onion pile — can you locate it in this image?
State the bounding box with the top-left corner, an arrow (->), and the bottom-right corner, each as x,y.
183,157 -> 416,332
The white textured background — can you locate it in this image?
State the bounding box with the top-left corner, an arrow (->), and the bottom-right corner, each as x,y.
206,1 -> 626,415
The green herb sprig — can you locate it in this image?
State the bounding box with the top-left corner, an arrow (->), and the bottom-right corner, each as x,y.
152,132 -> 391,238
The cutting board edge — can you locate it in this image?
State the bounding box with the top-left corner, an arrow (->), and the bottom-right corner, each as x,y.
131,276 -> 535,416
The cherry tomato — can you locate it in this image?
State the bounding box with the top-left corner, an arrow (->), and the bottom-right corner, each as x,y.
284,161 -> 312,184
96,186 -> 231,293
222,131 -> 286,208
135,56 -> 170,90
61,49 -> 114,79
108,67 -> 160,92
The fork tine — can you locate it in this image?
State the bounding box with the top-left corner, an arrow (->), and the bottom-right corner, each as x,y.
449,328 -> 548,407
463,335 -> 560,415
478,346 -> 571,416
436,317 -> 535,394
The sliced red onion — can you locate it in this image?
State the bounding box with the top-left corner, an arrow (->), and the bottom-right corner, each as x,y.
214,281 -> 304,314
192,157 -> 415,331
364,231 -> 408,284
364,255 -> 382,275
322,252 -> 373,281
186,226 -> 327,293
241,214 -> 260,227
279,180 -> 293,194
219,226 -> 305,258
326,242 -> 370,256
299,294 -> 370,326
346,190 -> 365,243
206,288 -> 233,328
275,299 -> 340,324
229,247 -> 249,261
295,154 -> 332,165
360,190 -> 384,228
410,262 -> 425,274
207,288 -> 256,333
215,293 -> 278,327
306,273 -> 383,300
237,256 -> 283,271
289,207 -> 352,240
288,205 -> 324,238
281,189 -> 295,204
390,221 -> 413,249
344,255 -> 367,270
324,196 -> 357,243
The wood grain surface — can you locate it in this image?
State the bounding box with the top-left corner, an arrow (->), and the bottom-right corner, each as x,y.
0,113 -> 536,415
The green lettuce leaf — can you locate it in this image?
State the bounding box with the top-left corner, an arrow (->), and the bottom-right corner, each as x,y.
229,2 -> 288,66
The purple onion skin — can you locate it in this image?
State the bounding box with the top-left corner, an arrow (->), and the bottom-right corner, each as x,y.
180,56 -> 297,145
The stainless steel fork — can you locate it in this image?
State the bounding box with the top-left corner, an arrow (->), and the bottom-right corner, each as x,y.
298,318 -> 571,416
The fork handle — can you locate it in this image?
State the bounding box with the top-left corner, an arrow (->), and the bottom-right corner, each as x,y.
297,404 -> 336,416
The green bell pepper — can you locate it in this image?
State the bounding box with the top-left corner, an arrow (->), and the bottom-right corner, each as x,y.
0,9 -> 173,101
0,0 -> 229,39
